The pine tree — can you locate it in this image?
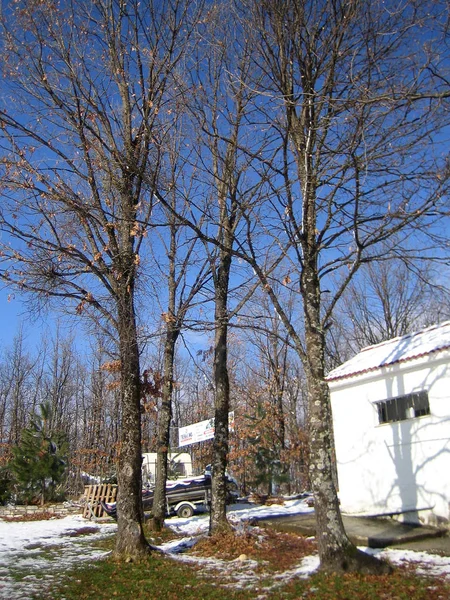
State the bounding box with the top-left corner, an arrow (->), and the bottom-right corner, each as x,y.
10,402 -> 67,505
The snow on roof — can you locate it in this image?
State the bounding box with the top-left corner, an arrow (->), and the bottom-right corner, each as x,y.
327,321 -> 450,383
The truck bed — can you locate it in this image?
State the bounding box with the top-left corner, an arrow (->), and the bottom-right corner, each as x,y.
102,475 -> 211,519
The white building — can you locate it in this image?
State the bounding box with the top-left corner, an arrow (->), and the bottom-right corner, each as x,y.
141,452 -> 193,485
327,321 -> 450,527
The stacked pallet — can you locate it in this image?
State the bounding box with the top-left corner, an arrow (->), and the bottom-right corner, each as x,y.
83,484 -> 117,519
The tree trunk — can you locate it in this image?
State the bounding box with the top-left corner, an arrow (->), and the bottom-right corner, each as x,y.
114,287 -> 149,559
302,259 -> 391,573
151,327 -> 178,531
210,251 -> 232,533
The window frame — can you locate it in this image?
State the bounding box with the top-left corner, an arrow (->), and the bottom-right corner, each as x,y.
375,390 -> 430,425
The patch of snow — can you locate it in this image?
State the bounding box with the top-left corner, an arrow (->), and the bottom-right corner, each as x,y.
228,498 -> 314,521
154,536 -> 198,554
163,498 -> 313,536
170,551 -> 262,590
0,515 -> 116,599
365,546 -> 450,579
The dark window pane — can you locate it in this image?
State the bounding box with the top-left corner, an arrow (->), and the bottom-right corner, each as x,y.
376,391 -> 429,424
377,403 -> 388,423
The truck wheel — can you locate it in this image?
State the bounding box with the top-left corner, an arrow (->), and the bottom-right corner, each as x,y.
177,503 -> 194,518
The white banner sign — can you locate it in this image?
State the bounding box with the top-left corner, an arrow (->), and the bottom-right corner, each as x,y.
178,412 -> 235,448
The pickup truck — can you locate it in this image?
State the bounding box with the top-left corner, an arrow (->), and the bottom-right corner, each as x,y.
101,472 -> 238,519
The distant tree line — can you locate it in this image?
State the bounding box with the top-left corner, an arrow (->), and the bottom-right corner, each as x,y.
1,259 -> 448,503
0,319 -> 310,501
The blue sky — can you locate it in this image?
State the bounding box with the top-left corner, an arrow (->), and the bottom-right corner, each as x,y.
0,288 -> 29,346
0,287 -> 61,351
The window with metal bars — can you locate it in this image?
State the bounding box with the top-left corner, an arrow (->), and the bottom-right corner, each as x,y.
375,391 -> 430,424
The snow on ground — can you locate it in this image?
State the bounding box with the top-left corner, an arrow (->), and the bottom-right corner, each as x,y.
157,499 -> 321,597
1,499 -> 450,599
167,498 -> 314,536
0,514 -> 116,599
367,547 -> 450,580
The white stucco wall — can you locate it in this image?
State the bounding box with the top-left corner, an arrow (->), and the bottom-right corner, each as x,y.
329,350 -> 450,526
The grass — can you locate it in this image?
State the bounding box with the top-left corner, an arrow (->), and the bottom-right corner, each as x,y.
38,554 -> 450,600
41,554 -> 257,600
281,571 -> 450,600
34,525 -> 450,600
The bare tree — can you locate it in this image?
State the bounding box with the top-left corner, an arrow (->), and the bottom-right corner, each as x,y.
0,325 -> 125,495
40,329 -> 78,434
235,0 -> 450,572
0,329 -> 37,446
68,337 -> 124,486
149,134 -> 211,531
328,258 -> 450,364
181,4 -> 266,531
0,0 -> 201,558
237,287 -> 299,491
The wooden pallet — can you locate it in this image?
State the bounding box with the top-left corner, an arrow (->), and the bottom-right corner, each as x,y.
83,484 -> 117,519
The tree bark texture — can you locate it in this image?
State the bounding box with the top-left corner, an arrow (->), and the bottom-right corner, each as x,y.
302,253 -> 390,573
114,278 -> 148,558
210,250 -> 232,533
151,327 -> 178,531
